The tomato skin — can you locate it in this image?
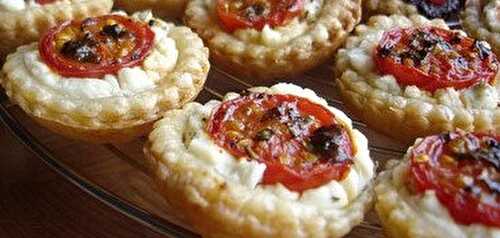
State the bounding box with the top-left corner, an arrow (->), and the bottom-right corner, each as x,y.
39,15 -> 155,78
216,0 -> 304,32
35,0 -> 56,4
374,27 -> 498,92
207,93 -> 354,192
408,132 -> 500,227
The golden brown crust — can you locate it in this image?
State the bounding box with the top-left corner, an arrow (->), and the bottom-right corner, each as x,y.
184,0 -> 362,80
461,0 -> 500,57
114,0 -> 188,20
144,84 -> 376,238
335,14 -> 500,143
0,0 -> 113,61
1,18 -> 210,143
362,0 -> 418,19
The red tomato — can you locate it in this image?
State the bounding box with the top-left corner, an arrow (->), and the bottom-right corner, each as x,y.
207,93 -> 354,192
216,0 -> 304,32
374,27 -> 498,92
39,15 -> 155,78
408,131 -> 500,227
35,0 -> 56,4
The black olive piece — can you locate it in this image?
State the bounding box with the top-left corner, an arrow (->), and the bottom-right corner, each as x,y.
255,128 -> 274,141
60,36 -> 101,64
474,40 -> 492,60
378,44 -> 393,58
101,24 -> 129,40
309,125 -> 350,162
408,0 -> 465,19
470,141 -> 500,170
148,20 -> 155,26
244,4 -> 266,20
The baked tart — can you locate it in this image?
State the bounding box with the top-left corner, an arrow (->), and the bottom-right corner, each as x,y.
462,0 -> 500,57
144,83 -> 375,237
1,11 -> 210,143
114,0 -> 187,20
363,0 -> 465,20
0,0 -> 113,62
375,131 -> 500,237
335,14 -> 499,142
184,0 -> 361,80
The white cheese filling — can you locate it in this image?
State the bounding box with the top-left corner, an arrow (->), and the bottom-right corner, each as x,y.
485,0 -> 500,32
8,11 -> 179,99
390,160 -> 500,237
0,0 -> 71,11
183,83 -> 374,208
228,0 -> 324,46
337,16 -> 499,110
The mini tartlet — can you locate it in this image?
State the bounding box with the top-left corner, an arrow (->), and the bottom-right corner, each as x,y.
184,0 -> 362,80
144,83 -> 375,237
335,14 -> 499,142
114,0 -> 187,19
0,0 -> 113,61
375,131 -> 500,237
461,0 -> 500,57
1,11 -> 210,143
363,0 -> 465,20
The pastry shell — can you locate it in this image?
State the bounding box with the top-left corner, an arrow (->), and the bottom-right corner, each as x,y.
184,0 -> 362,80
0,0 -> 113,62
335,14 -> 500,143
362,0 -> 418,19
375,143 -> 500,237
114,0 -> 187,20
144,84 -> 375,238
1,17 -> 210,143
461,0 -> 500,57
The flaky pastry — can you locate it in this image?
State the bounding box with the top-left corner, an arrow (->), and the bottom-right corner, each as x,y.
335,14 -> 499,142
184,0 -> 361,80
1,11 -> 210,143
0,0 -> 113,62
144,83 -> 375,238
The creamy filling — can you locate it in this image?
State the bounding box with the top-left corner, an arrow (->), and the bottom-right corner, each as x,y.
183,84 -> 374,208
390,160 -> 500,237
10,11 -> 179,99
0,0 -> 36,11
484,0 -> 500,32
339,17 -> 499,110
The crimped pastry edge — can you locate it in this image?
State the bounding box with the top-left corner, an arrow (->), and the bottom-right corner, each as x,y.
143,87 -> 375,238
1,18 -> 210,143
114,0 -> 188,20
375,155 -> 500,238
335,14 -> 500,143
362,0 -> 418,20
0,0 -> 113,61
461,0 -> 500,57
184,0 -> 361,80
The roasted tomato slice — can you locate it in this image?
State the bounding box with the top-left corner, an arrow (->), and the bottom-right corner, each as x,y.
408,0 -> 464,19
207,93 -> 354,192
374,27 -> 498,92
216,0 -> 304,32
35,0 -> 57,4
39,15 -> 155,78
408,131 -> 500,227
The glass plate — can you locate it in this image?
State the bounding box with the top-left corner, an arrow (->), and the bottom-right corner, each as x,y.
0,62 -> 409,237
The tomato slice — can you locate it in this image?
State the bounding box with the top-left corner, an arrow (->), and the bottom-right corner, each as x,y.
374,27 -> 498,92
408,131 -> 500,227
207,93 -> 354,192
216,0 -> 303,32
39,15 -> 155,78
35,0 -> 56,4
